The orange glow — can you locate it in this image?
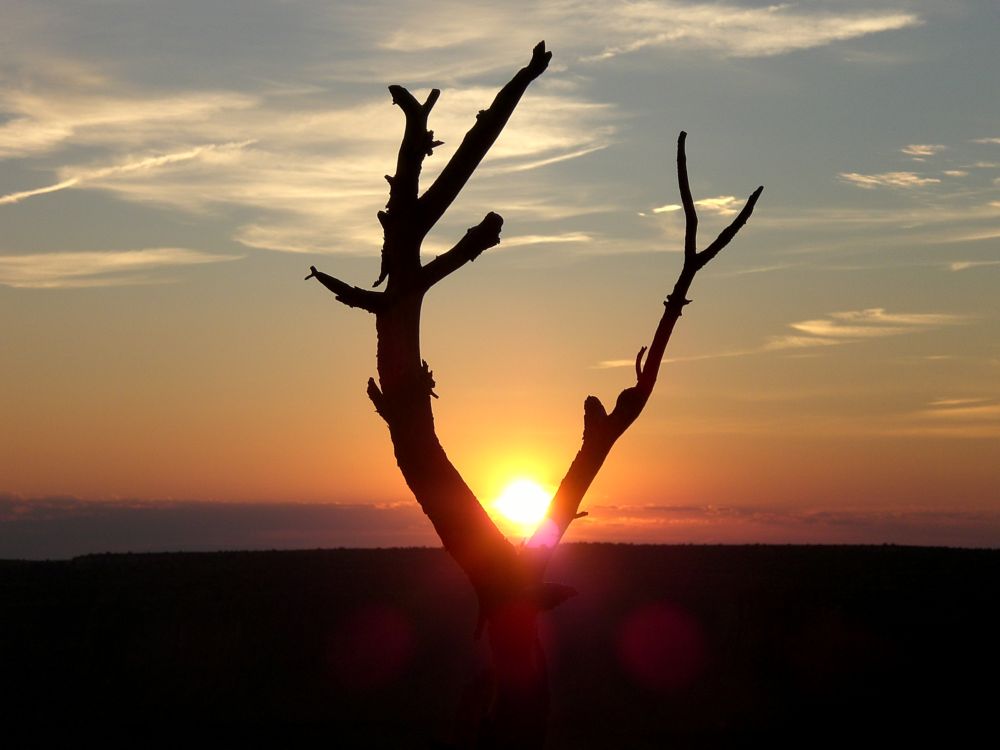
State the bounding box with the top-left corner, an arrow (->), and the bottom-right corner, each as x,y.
492,478 -> 553,532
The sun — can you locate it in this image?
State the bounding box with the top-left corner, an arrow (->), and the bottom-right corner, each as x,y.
493,478 -> 553,529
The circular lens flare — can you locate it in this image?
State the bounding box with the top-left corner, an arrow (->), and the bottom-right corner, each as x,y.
494,478 -> 552,528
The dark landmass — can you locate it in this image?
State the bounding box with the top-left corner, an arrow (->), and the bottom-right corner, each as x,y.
2,544 -> 997,746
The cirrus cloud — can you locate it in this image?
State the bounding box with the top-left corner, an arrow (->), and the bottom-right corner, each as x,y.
0,248 -> 242,288
839,171 -> 941,189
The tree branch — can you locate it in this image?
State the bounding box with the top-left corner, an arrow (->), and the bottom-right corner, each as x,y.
677,131 -> 698,262
420,212 -> 504,290
386,85 -> 442,220
374,86 -> 443,289
698,185 -> 764,268
527,132 -> 763,556
305,266 -> 384,313
418,41 -> 551,233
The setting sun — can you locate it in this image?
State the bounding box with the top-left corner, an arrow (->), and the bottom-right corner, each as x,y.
493,479 -> 553,528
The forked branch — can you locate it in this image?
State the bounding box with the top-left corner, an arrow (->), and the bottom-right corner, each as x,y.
530,131 -> 762,553
418,42 -> 551,233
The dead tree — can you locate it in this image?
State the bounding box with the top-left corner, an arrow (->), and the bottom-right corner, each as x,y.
306,42 -> 762,748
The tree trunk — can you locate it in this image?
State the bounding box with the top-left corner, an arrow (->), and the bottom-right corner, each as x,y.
306,43 -> 762,748
484,601 -> 547,749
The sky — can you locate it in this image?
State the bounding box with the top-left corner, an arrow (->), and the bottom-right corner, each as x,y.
2,0 -> 998,557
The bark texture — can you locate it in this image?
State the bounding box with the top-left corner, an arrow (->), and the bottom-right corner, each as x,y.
307,44 -> 762,748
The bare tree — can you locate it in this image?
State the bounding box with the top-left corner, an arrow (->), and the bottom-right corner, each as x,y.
306,42 -> 762,748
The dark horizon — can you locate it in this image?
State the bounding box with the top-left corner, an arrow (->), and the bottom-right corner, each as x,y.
4,493 -> 999,560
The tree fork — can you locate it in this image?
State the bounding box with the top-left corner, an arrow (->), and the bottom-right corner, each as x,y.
306,43 -> 762,748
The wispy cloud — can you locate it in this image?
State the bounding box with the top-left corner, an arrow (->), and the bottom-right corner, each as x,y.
0,248 -> 242,288
775,308 -> 967,346
919,401 -> 1000,420
891,397 -> 1000,439
839,171 -> 941,189
650,195 -> 740,215
928,398 -> 992,408
596,307 -> 969,368
500,232 -> 593,249
578,1 -> 921,61
0,142 -> 255,206
972,137 -> 1000,145
901,144 -> 945,157
351,0 -> 923,73
948,259 -> 1000,271
0,74 -> 617,254
0,89 -> 258,159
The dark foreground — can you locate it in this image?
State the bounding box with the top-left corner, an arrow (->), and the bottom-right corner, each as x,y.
2,544 -> 997,746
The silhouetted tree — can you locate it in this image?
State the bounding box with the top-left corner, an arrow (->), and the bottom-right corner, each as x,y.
306,42 -> 762,748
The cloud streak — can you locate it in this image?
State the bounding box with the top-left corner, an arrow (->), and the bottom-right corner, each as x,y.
0,142 -> 255,206
651,195 -> 740,216
772,308 -> 967,348
948,260 -> 1000,271
839,171 -> 941,189
596,307 -> 970,368
573,502 -> 1000,547
0,248 -> 242,288
0,74 -> 618,255
0,89 -> 257,158
0,495 -> 438,559
901,144 -> 945,157
578,1 -> 921,61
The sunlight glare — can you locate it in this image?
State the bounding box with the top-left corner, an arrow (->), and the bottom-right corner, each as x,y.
494,478 -> 553,529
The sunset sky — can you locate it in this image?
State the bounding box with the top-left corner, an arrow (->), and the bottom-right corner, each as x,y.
2,0 -> 998,557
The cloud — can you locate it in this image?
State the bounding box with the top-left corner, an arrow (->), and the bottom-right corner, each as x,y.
778,308 -> 966,343
0,248 -> 242,288
596,307 -> 969,368
890,397 -> 1000,439
500,232 -> 593,249
943,170 -> 968,177
651,195 -> 740,215
343,0 -> 922,75
839,171 -> 941,189
972,137 -> 1000,145
692,195 -> 740,215
0,75 -> 617,255
0,142 -> 255,206
4,494 -> 996,556
577,1 -> 921,61
574,502 -> 1000,547
928,398 -> 991,407
901,144 -> 945,157
0,88 -> 258,159
948,259 -> 1000,271
0,495 -> 438,559
919,401 -> 1000,420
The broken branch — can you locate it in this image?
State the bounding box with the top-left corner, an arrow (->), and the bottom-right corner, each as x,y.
306,266 -> 384,313
420,212 -> 504,290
